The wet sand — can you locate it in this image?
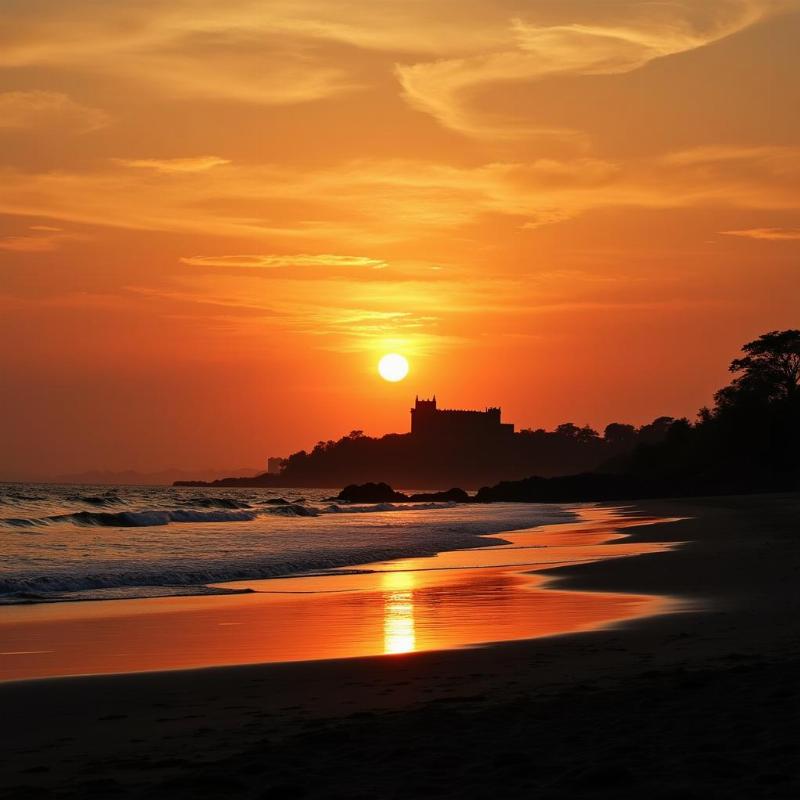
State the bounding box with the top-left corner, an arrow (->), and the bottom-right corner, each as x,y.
0,508 -> 675,681
1,493 -> 799,799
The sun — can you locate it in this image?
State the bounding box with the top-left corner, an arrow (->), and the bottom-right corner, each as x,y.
378,353 -> 409,382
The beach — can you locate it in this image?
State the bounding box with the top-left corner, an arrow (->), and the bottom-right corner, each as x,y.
1,493 -> 799,798
0,506 -> 674,681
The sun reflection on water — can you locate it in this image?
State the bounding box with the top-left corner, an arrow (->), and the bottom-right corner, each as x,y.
382,572 -> 416,655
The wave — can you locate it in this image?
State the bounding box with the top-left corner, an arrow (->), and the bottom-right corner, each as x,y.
178,496 -> 253,510
265,503 -> 319,517
1,500 -> 464,528
65,494 -> 126,507
0,585 -> 255,605
0,493 -> 577,604
1,508 -> 259,528
264,502 -> 455,517
0,536 -> 503,600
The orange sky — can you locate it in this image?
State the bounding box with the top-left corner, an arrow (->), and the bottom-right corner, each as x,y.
1,0 -> 799,479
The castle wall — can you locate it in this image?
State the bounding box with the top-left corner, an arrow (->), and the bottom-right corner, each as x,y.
410,398 -> 514,438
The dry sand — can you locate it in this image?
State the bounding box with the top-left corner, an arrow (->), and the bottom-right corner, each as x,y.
1,493 -> 799,799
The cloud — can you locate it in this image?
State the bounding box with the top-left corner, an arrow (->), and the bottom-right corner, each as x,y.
0,91 -> 108,132
0,236 -> 60,253
125,273 -> 452,354
660,146 -> 800,172
0,144 -> 798,248
720,227 -> 800,240
0,0 -> 788,137
396,0 -> 783,137
0,1 -> 505,67
115,156 -> 231,173
128,41 -> 358,105
0,6 -> 361,107
0,226 -> 84,253
180,254 -> 387,268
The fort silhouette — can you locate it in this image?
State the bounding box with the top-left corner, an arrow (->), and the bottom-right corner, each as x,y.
410,397 -> 514,439
176,395 -> 652,488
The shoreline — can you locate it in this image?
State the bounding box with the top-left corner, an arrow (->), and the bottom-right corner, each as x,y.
0,499 -> 575,606
2,493 -> 799,798
0,506 -> 675,682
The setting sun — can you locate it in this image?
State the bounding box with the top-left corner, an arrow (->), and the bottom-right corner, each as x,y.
378,353 -> 409,382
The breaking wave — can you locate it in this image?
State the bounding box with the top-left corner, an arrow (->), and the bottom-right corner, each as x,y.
177,496 -> 254,509
0,535 -> 502,601
65,494 -> 126,507
0,483 -> 577,605
1,509 -> 259,528
0,501 -> 461,529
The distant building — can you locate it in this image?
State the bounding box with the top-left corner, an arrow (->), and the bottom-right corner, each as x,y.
410,396 -> 514,439
266,457 -> 284,475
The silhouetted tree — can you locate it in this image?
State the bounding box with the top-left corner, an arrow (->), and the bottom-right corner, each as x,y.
715,329 -> 800,408
555,423 -> 581,439
625,329 -> 800,491
604,423 -> 636,447
577,425 -> 600,444
637,416 -> 675,444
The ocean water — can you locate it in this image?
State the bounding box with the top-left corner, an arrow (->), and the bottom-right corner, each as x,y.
0,483 -> 575,605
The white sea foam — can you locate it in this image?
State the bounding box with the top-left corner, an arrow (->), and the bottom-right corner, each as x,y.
0,483 -> 575,604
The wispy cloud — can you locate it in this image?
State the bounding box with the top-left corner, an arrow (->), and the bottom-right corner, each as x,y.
0,91 -> 108,132
180,254 -> 387,269
0,7 -> 361,107
1,146 -> 799,246
396,0 -> 782,138
0,236 -> 61,253
721,227 -> 800,240
115,156 -> 231,173
0,226 -> 85,253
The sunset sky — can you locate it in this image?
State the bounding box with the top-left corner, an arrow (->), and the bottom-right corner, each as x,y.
1,0 -> 799,479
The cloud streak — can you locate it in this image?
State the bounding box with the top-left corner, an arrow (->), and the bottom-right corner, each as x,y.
0,226 -> 85,253
0,5 -> 361,107
721,227 -> 800,240
0,91 -> 108,132
396,0 -> 784,137
181,254 -> 387,269
115,156 -> 231,173
0,145 -> 798,247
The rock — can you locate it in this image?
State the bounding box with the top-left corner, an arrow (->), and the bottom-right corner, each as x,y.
407,488 -> 471,503
335,483 -> 409,503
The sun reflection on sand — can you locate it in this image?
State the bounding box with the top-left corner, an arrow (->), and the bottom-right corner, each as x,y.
0,510 -> 681,680
382,572 -> 416,654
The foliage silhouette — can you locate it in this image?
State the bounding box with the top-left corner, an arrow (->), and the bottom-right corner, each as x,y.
178,414 -> 674,489
477,330 -> 800,501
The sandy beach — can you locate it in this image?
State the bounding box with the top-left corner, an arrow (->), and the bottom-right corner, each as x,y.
1,493 -> 799,799
0,507 -> 674,681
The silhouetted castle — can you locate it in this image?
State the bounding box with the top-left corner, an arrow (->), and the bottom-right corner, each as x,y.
410,396 -> 514,439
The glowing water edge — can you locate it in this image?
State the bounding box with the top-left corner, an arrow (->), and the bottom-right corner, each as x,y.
0,508 -> 680,681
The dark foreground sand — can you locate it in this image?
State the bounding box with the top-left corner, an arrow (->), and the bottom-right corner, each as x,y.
1,493 -> 799,799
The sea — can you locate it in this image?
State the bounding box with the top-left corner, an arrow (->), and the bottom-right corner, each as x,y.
0,483 -> 575,605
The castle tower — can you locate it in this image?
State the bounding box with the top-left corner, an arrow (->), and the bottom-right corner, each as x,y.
410,397 -> 514,438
